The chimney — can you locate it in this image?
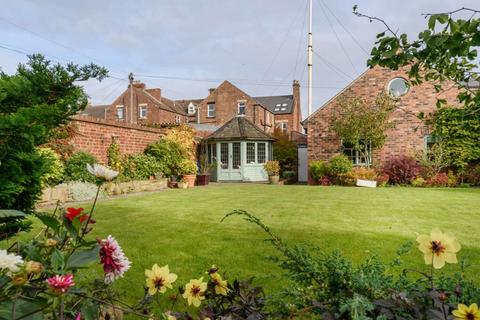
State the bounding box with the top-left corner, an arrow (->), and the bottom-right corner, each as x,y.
131,81 -> 146,89
146,88 -> 161,100
293,80 -> 301,131
208,88 -> 215,95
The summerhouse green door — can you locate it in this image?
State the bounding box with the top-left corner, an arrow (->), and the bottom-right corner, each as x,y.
218,142 -> 242,181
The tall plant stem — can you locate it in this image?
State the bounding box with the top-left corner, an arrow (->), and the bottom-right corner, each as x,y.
81,184 -> 101,236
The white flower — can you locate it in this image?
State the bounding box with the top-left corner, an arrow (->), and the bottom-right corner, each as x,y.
0,249 -> 24,275
98,235 -> 131,284
86,163 -> 119,181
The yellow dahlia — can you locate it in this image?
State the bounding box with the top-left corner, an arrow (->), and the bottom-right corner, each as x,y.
452,303 -> 480,320
183,277 -> 207,307
416,228 -> 460,269
210,272 -> 228,296
145,264 -> 177,296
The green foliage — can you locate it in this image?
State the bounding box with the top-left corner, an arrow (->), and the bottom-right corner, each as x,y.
273,129 -> 298,174
332,94 -> 395,167
328,154 -> 353,176
225,210 -> 480,319
145,139 -> 189,177
309,160 -> 329,181
0,54 -> 107,238
355,7 -> 480,169
63,151 -> 98,183
177,158 -> 197,176
411,177 -> 426,187
264,160 -> 280,176
121,154 -> 163,180
37,147 -> 64,187
107,141 -> 122,172
466,163 -> 480,186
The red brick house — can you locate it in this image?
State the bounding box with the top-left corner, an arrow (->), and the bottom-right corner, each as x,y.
304,66 -> 461,166
82,82 -> 188,125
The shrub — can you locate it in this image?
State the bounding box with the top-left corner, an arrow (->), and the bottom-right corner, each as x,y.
107,142 -> 122,172
411,177 -> 426,187
466,163 -> 480,186
65,181 -> 106,201
376,173 -> 389,187
121,154 -> 163,181
177,159 -> 197,176
337,167 -> 378,186
264,160 -> 280,176
382,155 -> 422,184
37,147 -> 64,187
145,139 -> 188,177
63,151 -> 98,183
447,170 -> 458,187
273,129 -> 298,174
328,155 -> 353,176
426,172 -> 449,187
309,160 -> 329,182
319,176 -> 330,185
281,170 -> 296,183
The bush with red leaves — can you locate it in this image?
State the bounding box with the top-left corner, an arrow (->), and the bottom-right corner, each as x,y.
382,155 -> 422,185
426,172 -> 449,187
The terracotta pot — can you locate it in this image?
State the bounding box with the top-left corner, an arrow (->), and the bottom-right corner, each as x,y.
196,174 -> 210,186
268,175 -> 280,184
183,174 -> 196,188
178,181 -> 188,189
167,181 -> 178,188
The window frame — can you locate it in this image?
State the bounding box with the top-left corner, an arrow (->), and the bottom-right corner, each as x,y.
341,140 -> 372,166
138,104 -> 148,119
116,105 -> 125,120
387,77 -> 409,97
187,103 -> 196,115
276,120 -> 288,132
207,104 -> 216,118
237,101 -> 246,115
175,115 -> 181,124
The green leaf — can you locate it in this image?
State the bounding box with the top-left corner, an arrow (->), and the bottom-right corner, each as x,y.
50,249 -> 65,271
437,14 -> 449,24
35,213 -> 60,233
81,302 -> 99,320
0,209 -> 26,218
66,244 -> 100,269
428,15 -> 437,30
0,299 -> 46,320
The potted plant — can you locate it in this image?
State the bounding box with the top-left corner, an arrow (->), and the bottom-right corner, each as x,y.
178,159 -> 197,188
177,177 -> 188,189
264,160 -> 280,184
197,154 -> 214,186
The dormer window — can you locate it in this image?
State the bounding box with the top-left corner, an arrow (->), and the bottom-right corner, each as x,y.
188,103 -> 196,115
238,101 -> 246,115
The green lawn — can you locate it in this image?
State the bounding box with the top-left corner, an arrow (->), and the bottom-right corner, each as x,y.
69,184 -> 480,304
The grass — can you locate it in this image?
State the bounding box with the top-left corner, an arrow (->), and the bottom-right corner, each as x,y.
8,184 -> 480,311
71,184 -> 480,302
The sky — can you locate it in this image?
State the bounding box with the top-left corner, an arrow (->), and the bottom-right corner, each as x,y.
1,0 -> 478,119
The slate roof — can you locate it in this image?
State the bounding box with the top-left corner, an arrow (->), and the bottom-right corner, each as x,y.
139,88 -> 187,115
206,116 -> 275,141
253,95 -> 294,114
80,105 -> 108,119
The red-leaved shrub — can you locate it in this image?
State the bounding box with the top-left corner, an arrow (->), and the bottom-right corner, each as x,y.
426,172 -> 449,187
376,173 -> 389,187
319,176 -> 330,186
382,155 -> 422,185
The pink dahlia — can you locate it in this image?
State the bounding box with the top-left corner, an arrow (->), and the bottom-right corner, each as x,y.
47,274 -> 75,295
98,235 -> 131,284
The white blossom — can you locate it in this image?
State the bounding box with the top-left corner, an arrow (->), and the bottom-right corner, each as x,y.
86,163 -> 119,181
0,249 -> 24,275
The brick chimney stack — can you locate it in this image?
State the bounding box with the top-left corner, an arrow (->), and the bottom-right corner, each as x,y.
146,88 -> 161,101
208,88 -> 215,95
292,80 -> 302,132
131,81 -> 146,89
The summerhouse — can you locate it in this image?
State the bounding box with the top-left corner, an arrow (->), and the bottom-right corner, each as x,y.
204,116 -> 275,182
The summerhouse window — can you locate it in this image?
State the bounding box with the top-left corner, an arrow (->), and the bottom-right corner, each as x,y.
257,143 -> 266,164
220,143 -> 228,169
246,142 -> 256,164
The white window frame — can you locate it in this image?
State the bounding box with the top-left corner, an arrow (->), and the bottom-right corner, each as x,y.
207,104 -> 215,118
237,101 -> 246,115
175,115 -> 181,124
276,120 -> 288,132
342,140 -> 372,166
188,103 -> 196,115
138,104 -> 147,119
116,105 -> 124,120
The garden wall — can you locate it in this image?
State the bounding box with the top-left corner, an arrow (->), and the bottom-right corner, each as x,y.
71,115 -> 167,163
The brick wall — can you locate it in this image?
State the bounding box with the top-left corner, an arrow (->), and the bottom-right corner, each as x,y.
306,66 -> 460,165
71,115 -> 166,163
196,80 -> 275,132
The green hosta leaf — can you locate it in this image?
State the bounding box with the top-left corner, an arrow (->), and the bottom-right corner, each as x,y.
35,213 -> 60,233
50,249 -> 65,272
0,209 -> 26,218
66,244 -> 99,270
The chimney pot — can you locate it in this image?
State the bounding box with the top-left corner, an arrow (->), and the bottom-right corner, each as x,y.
208,88 -> 215,94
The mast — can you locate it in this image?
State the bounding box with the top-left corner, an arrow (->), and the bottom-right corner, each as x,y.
307,0 -> 313,117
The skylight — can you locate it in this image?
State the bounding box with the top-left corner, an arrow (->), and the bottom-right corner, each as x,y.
275,103 -> 281,107
282,103 -> 287,107
280,107 -> 286,111
274,108 -> 280,111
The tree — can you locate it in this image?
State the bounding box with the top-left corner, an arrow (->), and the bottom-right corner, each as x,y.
331,93 -> 395,167
354,6 -> 480,169
272,129 -> 298,175
0,54 -> 107,238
